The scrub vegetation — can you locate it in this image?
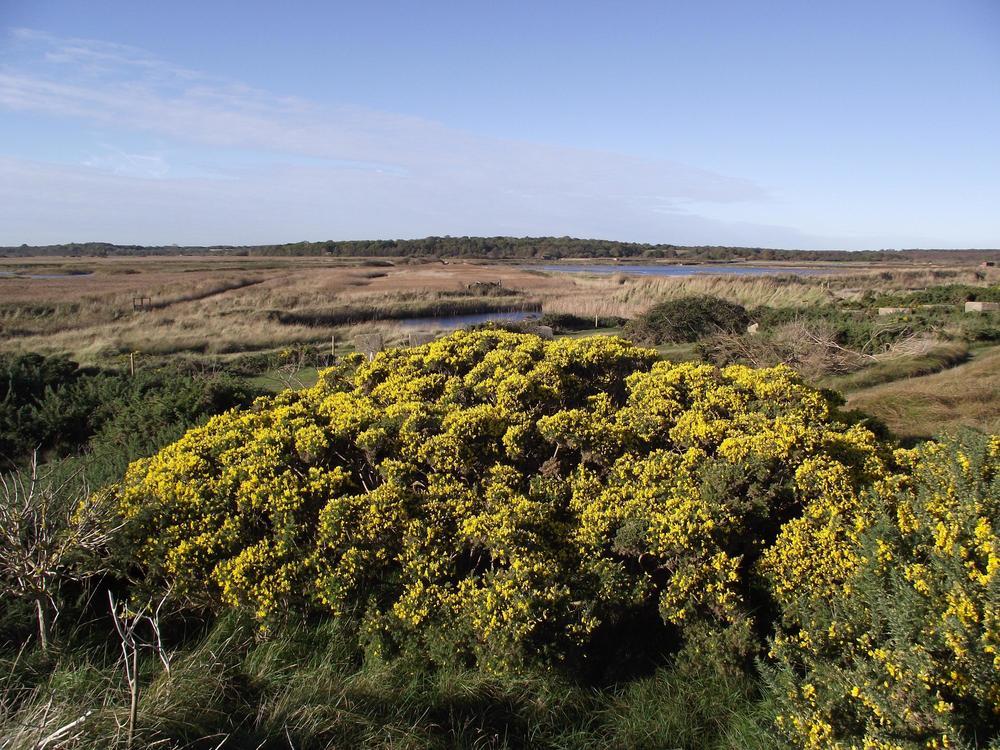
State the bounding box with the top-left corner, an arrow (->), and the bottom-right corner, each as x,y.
0,252 -> 998,749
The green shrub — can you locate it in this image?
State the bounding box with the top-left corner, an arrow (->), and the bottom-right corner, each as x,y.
0,352 -> 263,474
624,295 -> 750,344
0,352 -> 89,463
540,312 -> 627,332
4,331 -> 997,747
873,283 -> 1000,307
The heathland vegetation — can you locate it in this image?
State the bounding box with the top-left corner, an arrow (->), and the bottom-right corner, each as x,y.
0,254 -> 998,749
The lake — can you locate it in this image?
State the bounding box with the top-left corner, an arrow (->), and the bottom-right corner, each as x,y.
533,263 -> 834,277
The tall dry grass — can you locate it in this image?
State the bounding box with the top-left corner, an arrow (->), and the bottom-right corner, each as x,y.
2,255 -> 996,363
542,274 -> 834,318
541,266 -> 1000,319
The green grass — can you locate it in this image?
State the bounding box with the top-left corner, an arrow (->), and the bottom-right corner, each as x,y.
821,341 -> 970,392
846,344 -> 1000,441
558,326 -> 623,339
654,342 -> 702,362
0,615 -> 780,750
249,365 -> 322,392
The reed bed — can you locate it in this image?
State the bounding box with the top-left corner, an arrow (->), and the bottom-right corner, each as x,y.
541,274 -> 835,318
540,266 -> 1000,319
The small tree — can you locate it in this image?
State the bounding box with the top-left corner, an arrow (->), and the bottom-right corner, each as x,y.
0,454 -> 118,651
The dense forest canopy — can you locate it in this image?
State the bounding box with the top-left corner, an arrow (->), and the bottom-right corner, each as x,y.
3,236 -> 999,262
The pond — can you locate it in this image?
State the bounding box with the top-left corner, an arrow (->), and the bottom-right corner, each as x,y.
397,311 -> 541,329
532,263 -> 834,277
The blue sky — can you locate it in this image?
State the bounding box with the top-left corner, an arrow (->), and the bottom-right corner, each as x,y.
1,0 -> 998,249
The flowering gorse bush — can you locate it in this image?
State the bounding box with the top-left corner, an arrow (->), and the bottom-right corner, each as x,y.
765,432 -> 1000,749
114,330 -> 897,674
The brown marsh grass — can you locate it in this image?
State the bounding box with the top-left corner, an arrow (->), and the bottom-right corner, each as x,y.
1,255 -> 995,363
540,266 -> 1000,319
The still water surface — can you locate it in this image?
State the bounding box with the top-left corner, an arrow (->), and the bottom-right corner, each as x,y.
0,271 -> 94,279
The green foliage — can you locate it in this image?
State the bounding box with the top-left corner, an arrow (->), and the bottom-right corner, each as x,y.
624,295 -> 750,344
765,432 -> 1000,749
0,354 -> 263,658
750,305 -> 908,352
872,283 -> 1000,307
958,312 -> 1000,343
4,330 -> 997,747
271,296 -> 541,328
749,303 -> 1000,355
539,312 -> 628,332
0,613 -> 779,749
0,352 -> 262,478
0,352 -> 90,462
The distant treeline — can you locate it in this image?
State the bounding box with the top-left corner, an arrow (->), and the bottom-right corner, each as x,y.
3,236 -> 999,262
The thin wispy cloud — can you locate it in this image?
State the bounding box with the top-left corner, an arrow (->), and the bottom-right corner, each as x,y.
0,27 -> 832,246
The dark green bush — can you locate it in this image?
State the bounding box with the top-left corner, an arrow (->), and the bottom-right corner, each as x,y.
0,352 -> 264,475
0,353 -> 92,463
873,283 -> 1000,306
540,312 -> 628,332
624,295 -> 750,344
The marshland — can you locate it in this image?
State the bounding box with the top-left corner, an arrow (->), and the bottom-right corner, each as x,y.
2,253 -> 997,435
6,1 -> 1000,746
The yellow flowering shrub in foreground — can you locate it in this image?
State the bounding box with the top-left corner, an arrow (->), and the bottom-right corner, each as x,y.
112,330 -> 1000,743
115,330 -> 893,674
765,432 -> 1000,749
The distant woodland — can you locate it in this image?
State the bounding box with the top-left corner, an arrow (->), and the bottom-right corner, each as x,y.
4,236 -> 999,262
